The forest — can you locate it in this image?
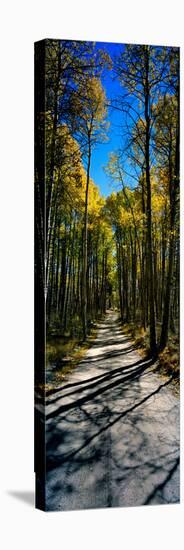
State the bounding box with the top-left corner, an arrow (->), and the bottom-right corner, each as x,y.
35,40 -> 179,376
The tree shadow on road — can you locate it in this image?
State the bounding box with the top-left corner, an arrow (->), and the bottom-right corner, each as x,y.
42,348 -> 180,511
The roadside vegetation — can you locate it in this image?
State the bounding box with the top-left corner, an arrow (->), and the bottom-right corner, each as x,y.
121,321 -> 179,387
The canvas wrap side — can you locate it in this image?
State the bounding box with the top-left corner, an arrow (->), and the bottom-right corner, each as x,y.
34,39 -> 46,511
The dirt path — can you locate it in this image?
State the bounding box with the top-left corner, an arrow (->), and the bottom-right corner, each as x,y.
46,311 -> 180,511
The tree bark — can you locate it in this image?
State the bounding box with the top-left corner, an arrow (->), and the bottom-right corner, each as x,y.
82,135 -> 91,339
144,46 -> 157,354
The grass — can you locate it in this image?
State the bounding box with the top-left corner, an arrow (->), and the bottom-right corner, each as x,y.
158,341 -> 179,378
120,322 -> 150,354
45,322 -> 98,390
120,319 -> 179,389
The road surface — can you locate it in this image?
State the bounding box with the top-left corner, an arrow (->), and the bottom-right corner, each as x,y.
46,311 -> 180,510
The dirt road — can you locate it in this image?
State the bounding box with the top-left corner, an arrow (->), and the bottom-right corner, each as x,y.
46,311 -> 180,510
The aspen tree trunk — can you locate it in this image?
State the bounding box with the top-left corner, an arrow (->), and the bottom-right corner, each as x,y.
46,42 -> 61,238
58,222 -> 67,316
55,218 -> 61,313
141,174 -> 146,328
160,74 -> 179,351
116,237 -> 123,321
160,129 -> 179,349
104,251 -> 107,313
63,220 -> 76,331
82,136 -> 91,339
160,220 -> 166,319
144,46 -> 157,354
95,240 -> 99,314
76,242 -> 81,315
47,204 -> 58,322
159,222 -> 175,349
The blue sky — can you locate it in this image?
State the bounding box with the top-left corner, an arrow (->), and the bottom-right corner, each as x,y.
89,42 -> 174,198
90,42 -> 125,197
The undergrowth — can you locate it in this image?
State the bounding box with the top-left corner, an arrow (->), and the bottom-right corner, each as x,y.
121,320 -> 179,388
45,318 -> 103,390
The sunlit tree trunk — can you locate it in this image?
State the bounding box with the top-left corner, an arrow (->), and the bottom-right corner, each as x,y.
82,135 -> 91,339
144,46 -> 157,354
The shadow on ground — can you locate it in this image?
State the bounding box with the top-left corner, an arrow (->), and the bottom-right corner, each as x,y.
7,491 -> 35,507
36,312 -> 180,511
